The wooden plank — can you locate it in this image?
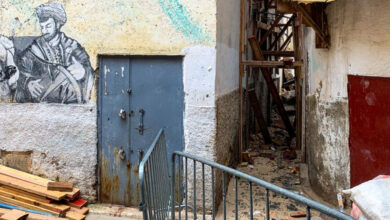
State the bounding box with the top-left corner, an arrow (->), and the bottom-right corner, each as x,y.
0,186 -> 50,204
240,0 -> 245,55
47,182 -> 73,192
262,51 -> 295,57
69,207 -> 88,215
25,213 -> 65,220
248,90 -> 272,144
248,36 -> 295,138
245,69 -> 250,151
0,166 -> 49,188
0,174 -> 66,201
65,211 -> 85,220
242,60 -> 303,68
293,14 -> 305,161
0,189 -> 69,213
65,188 -> 80,201
66,199 -> 87,209
0,166 -> 80,200
238,0 -> 245,163
0,208 -> 63,220
0,210 -> 28,220
0,195 -> 60,216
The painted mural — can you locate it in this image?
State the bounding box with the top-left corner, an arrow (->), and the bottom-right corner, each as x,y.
0,2 -> 93,104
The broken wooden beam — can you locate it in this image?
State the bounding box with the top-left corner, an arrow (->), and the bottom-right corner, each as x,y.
242,60 -> 303,68
248,36 -> 295,138
248,89 -> 272,144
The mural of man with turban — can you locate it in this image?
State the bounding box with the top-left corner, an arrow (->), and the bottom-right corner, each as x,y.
16,2 -> 94,104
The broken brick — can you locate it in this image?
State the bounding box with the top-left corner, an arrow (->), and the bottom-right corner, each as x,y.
283,150 -> 297,160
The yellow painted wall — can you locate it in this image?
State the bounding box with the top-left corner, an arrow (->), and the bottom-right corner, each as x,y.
0,0 -> 216,68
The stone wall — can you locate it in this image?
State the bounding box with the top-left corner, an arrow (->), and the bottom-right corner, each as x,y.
0,103 -> 97,201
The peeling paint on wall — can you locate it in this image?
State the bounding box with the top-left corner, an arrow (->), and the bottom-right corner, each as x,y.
158,0 -> 213,43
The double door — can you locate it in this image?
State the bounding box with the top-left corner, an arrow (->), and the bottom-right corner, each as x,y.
98,56 -> 184,206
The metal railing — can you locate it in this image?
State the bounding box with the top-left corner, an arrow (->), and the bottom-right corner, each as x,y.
171,152 -> 354,220
139,129 -> 354,220
139,129 -> 171,220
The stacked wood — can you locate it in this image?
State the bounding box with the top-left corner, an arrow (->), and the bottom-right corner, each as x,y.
0,207 -> 67,220
0,165 -> 88,220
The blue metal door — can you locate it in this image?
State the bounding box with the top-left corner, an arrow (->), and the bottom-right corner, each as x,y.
98,56 -> 184,206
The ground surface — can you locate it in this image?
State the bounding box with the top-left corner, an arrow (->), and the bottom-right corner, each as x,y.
86,215 -> 134,220
216,149 -> 321,220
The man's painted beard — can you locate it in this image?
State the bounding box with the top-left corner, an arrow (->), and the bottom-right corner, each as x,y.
42,31 -> 58,41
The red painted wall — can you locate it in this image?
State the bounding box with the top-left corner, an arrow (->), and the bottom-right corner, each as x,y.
348,75 -> 390,187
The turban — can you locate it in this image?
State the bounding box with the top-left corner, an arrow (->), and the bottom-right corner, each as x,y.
35,2 -> 67,25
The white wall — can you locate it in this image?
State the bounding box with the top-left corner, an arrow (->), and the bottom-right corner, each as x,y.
183,45 -> 217,160
0,103 -> 97,201
215,0 -> 240,98
305,0 -> 390,202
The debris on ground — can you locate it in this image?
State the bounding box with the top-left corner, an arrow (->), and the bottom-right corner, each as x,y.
0,165 -> 88,220
240,162 -> 248,167
283,150 -> 297,160
290,211 -> 307,217
281,89 -> 296,103
226,102 -> 339,219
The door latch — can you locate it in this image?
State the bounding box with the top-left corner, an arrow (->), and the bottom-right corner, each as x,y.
136,109 -> 145,135
119,109 -> 126,120
118,146 -> 126,160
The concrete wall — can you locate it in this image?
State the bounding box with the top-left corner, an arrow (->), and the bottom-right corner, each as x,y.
305,0 -> 390,202
183,0 -> 240,210
0,0 -> 218,202
215,0 -> 240,168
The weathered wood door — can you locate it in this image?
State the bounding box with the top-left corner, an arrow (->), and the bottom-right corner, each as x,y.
98,56 -> 184,206
348,75 -> 390,187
